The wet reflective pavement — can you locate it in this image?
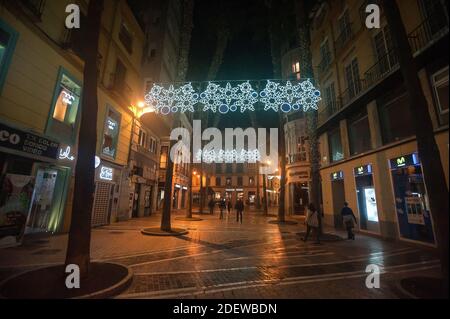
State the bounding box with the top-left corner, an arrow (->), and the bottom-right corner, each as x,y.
0,210 -> 441,299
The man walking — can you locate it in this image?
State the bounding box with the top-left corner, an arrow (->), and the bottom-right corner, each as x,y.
235,198 -> 244,224
341,202 -> 358,240
208,198 -> 215,215
219,199 -> 226,219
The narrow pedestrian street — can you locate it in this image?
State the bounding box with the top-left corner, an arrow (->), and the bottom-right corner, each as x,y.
0,208 -> 440,299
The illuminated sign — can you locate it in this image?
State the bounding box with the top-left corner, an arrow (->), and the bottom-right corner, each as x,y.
389,153 -> 420,169
353,164 -> 372,176
182,186 -> 188,190
95,156 -> 101,168
59,146 -> 75,161
61,91 -> 76,105
100,166 -> 113,181
331,171 -> 344,181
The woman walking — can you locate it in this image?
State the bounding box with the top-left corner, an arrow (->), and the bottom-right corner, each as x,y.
301,203 -> 320,244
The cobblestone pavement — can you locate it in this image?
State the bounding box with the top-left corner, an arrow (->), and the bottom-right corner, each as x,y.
0,208 -> 441,299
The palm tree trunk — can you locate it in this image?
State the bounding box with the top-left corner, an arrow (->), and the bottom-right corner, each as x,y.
295,0 -> 322,227
277,114 -> 286,222
381,0 -> 449,294
262,172 -> 268,215
65,0 -> 104,278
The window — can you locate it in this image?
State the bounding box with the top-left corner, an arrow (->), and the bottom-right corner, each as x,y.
138,129 -> 147,148
47,68 -> 82,143
432,67 -> 449,125
237,177 -> 243,186
226,164 -> 233,174
65,11 -> 87,58
249,177 -> 254,185
348,112 -> 371,155
226,177 -> 232,186
215,177 -> 221,186
149,137 -> 157,153
0,19 -> 19,93
373,26 -> 397,75
320,39 -> 332,71
378,93 -> 415,144
114,59 -> 127,91
338,9 -> 352,43
160,146 -> 168,169
20,0 -> 45,19
236,163 -> 244,173
102,106 -> 121,158
292,61 -> 300,80
419,0 -> 448,37
119,22 -> 133,54
328,127 -> 343,162
323,82 -> 337,115
345,58 -> 361,99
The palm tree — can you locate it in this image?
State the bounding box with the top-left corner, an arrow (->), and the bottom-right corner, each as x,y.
381,0 -> 449,295
294,0 -> 322,229
160,0 -> 195,229
65,0 -> 104,278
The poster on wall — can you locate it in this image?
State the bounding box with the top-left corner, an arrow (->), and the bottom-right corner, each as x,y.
0,174 -> 35,248
405,196 -> 425,225
364,187 -> 379,222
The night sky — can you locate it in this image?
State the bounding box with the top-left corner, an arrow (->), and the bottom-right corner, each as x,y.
187,0 -> 275,128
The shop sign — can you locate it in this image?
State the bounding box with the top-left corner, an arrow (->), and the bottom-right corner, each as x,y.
354,164 -> 372,176
0,122 -> 59,160
182,186 -> 188,190
58,145 -> 75,161
225,188 -> 235,192
330,171 -> 344,181
175,184 -> 181,189
95,156 -> 101,168
389,153 -> 420,169
100,166 -> 113,181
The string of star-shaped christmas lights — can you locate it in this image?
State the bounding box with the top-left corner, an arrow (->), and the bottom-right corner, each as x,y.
144,80 -> 321,115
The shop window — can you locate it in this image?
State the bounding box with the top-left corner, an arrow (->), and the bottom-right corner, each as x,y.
160,146 -> 168,169
0,20 -> 19,93
226,177 -> 232,186
378,93 -> 415,144
328,127 -> 343,162
348,112 -> 371,155
431,66 -> 449,126
215,177 -> 221,186
354,165 -> 380,233
237,177 -> 243,186
47,68 -> 82,144
102,106 -> 121,159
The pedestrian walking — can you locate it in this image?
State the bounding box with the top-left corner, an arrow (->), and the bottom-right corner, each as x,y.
219,199 -> 226,219
341,202 -> 357,240
227,200 -> 232,215
235,199 -> 244,224
208,199 -> 215,215
301,203 -> 320,244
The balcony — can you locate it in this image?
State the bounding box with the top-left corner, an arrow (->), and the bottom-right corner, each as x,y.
318,11 -> 448,127
408,5 -> 449,54
287,152 -> 308,165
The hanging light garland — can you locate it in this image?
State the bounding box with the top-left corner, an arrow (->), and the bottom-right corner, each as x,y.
144,79 -> 321,115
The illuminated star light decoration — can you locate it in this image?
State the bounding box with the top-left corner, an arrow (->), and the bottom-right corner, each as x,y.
195,149 -> 261,163
145,80 -> 321,114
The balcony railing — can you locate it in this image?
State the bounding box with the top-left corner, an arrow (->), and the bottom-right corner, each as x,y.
408,5 -> 449,54
364,50 -> 399,88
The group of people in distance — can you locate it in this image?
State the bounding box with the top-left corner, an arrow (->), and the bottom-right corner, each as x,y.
208,198 -> 245,224
207,197 -> 359,241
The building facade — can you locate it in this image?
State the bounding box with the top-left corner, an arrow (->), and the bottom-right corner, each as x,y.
0,0 -> 150,245
309,0 -> 448,246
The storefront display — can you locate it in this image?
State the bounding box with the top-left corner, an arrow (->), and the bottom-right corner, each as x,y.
354,164 -> 380,233
0,174 -> 34,248
390,153 -> 435,245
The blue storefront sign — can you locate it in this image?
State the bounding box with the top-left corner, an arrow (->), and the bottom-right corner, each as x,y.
389,153 -> 435,245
